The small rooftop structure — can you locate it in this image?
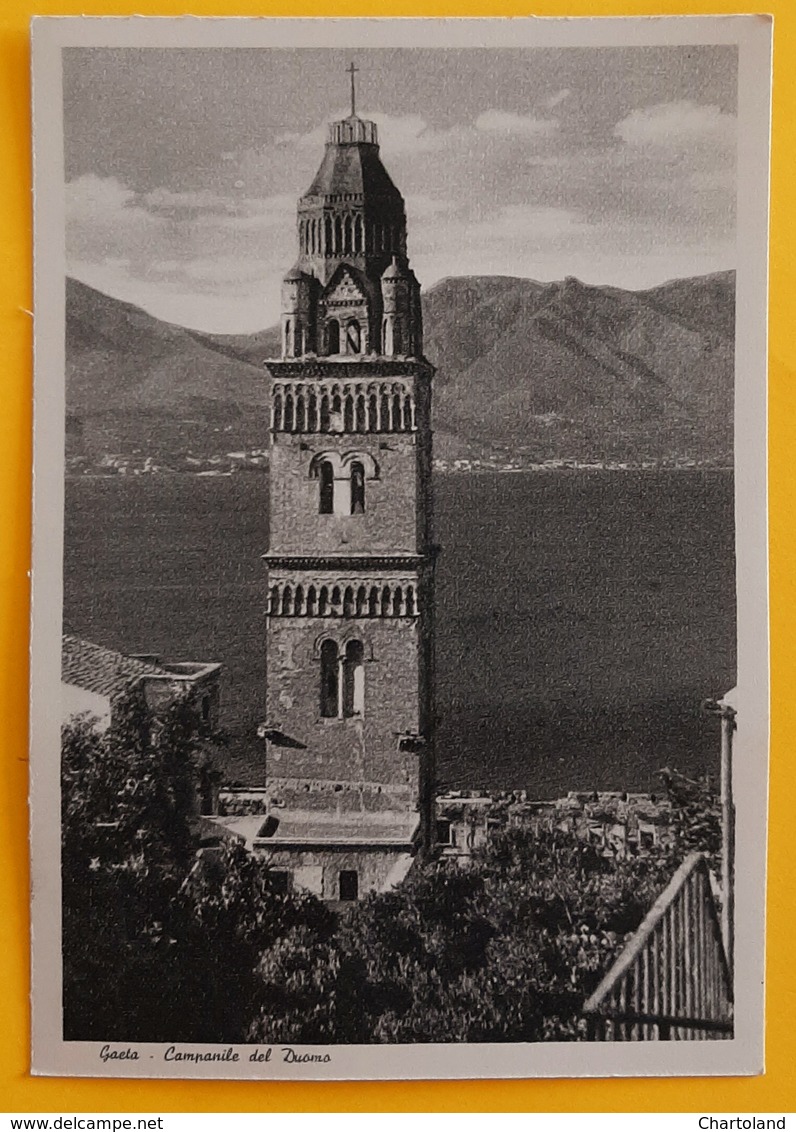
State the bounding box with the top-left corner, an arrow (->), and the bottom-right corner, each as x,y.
208,807 -> 420,902
61,634 -> 221,732
62,635 -> 166,700
209,808 -> 418,852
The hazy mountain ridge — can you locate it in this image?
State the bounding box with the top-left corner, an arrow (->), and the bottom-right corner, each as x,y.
65,270 -> 735,465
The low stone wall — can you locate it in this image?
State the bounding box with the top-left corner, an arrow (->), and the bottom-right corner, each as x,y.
437,789 -> 674,859
219,778 -> 415,816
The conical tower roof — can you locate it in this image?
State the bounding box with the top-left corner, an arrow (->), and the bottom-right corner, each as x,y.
303,116 -> 404,209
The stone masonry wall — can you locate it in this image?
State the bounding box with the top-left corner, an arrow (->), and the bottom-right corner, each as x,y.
269,429 -> 421,557
265,614 -> 422,798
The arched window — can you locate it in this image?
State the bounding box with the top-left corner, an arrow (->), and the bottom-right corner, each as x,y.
350,461 -> 365,514
318,460 -> 334,514
320,639 -> 339,718
346,319 -> 361,355
284,318 -> 292,357
306,585 -> 318,616
283,393 -> 294,431
327,320 -> 340,355
320,394 -> 331,431
356,396 -> 367,432
404,394 -> 413,428
342,639 -> 365,717
334,215 -> 343,254
343,585 -> 355,617
344,396 -> 355,432
295,394 -> 306,432
272,390 -> 283,430
324,215 -> 333,253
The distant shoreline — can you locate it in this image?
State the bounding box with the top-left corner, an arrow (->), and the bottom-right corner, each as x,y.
66,464 -> 735,482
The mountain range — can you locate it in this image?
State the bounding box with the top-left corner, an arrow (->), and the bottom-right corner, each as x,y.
65,270 -> 735,466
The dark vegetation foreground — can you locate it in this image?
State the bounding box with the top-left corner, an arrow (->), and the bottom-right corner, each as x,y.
62,699 -> 721,1045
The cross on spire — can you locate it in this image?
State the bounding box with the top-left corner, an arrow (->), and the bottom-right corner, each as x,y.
347,60 -> 359,118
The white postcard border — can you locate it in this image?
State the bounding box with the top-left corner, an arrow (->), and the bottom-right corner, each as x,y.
29,14 -> 772,1081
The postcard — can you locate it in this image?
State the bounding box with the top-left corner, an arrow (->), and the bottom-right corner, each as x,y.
29,14 -> 771,1079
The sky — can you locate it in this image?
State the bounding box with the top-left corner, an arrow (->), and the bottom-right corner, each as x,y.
63,45 -> 738,334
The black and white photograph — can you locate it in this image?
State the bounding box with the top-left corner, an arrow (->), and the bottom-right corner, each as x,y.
29,16 -> 771,1080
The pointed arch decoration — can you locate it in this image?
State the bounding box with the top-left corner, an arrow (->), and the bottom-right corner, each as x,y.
272,389 -> 283,431
268,580 -> 420,618
283,392 -> 294,431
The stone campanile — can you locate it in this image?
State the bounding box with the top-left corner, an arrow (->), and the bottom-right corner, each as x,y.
261,75 -> 435,895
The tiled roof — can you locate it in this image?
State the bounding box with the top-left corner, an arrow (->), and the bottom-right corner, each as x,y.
61,635 -> 168,700
304,126 -> 402,202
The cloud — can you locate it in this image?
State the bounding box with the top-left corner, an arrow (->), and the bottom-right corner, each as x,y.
614,101 -> 736,149
65,92 -> 737,334
211,195 -> 296,231
66,172 -> 295,329
545,89 -> 572,110
474,110 -> 558,138
275,110 -> 459,155
142,187 -> 242,214
405,193 -> 460,220
467,204 -> 583,244
66,174 -> 141,225
141,187 -> 296,228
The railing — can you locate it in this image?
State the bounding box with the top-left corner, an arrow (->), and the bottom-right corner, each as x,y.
583,853 -> 733,1040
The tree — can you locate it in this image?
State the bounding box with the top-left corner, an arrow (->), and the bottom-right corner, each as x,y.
658,766 -> 722,872
63,694 -> 724,1046
61,692 -> 331,1042
249,826 -> 675,1044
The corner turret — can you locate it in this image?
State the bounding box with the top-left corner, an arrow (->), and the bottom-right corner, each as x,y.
381,256 -> 422,357
281,265 -> 316,357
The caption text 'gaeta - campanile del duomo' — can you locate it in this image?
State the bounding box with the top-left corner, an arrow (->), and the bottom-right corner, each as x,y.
260,66 -> 436,902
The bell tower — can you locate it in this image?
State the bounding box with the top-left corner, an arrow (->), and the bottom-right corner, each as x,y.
261,70 -> 435,899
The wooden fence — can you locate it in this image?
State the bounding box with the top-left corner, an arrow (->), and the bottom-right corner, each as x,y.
583,853 -> 733,1040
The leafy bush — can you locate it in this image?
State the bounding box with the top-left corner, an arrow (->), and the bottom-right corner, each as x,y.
61,694 -> 330,1042
63,700 -> 721,1044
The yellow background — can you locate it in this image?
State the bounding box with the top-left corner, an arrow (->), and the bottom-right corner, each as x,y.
2,0 -> 793,1113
